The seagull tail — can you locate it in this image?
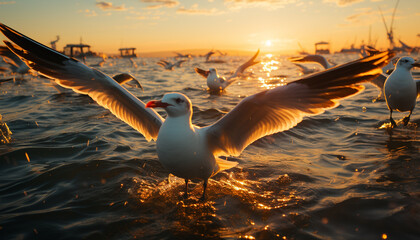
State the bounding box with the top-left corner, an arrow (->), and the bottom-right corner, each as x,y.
215,157 -> 238,172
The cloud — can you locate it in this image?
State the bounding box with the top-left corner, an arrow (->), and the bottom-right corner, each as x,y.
176,4 -> 222,15
323,0 -> 364,7
0,1 -> 15,4
141,0 -> 179,9
224,0 -> 296,10
341,7 -> 383,26
96,1 -> 127,11
79,9 -> 98,17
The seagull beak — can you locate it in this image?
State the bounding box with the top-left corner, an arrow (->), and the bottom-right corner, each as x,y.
146,100 -> 170,108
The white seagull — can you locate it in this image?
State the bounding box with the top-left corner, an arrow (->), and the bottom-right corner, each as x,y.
289,54 -> 336,70
292,62 -> 318,75
195,49 -> 260,92
156,59 -> 186,70
383,56 -> 420,127
0,23 -> 392,200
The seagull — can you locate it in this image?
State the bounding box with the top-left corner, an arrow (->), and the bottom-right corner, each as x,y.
203,50 -> 215,62
292,62 -> 318,75
0,23 -> 393,200
174,52 -> 192,59
289,54 -> 336,69
202,49 -> 226,63
156,59 -> 186,70
195,49 -> 260,92
89,54 -> 107,68
368,56 -> 416,101
383,56 -> 420,127
0,45 -> 30,75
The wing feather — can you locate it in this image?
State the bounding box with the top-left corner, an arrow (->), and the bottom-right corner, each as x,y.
0,23 -> 163,141
230,49 -> 260,79
205,51 -> 394,156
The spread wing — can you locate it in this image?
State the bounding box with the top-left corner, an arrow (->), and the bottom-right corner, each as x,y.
0,23 -> 163,141
230,49 -> 260,79
195,67 -> 210,78
289,54 -> 331,69
112,73 -> 143,90
204,51 -> 394,156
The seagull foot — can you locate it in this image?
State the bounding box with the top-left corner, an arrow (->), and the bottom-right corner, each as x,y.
390,118 -> 397,128
402,116 -> 410,126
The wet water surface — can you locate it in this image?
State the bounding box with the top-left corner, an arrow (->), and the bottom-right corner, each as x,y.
0,54 -> 419,239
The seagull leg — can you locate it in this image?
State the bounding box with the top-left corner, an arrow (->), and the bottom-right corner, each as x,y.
199,179 -> 208,202
182,179 -> 189,199
402,110 -> 412,126
390,110 -> 397,128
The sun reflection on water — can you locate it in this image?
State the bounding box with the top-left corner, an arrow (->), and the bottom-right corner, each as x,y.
259,54 -> 287,89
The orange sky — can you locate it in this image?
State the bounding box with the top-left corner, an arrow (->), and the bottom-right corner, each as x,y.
0,0 -> 419,55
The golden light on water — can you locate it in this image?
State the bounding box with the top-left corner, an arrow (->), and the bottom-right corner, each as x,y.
258,56 -> 286,89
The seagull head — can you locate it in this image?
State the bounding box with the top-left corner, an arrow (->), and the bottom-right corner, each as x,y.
209,68 -> 217,75
396,57 -> 420,70
146,92 -> 192,117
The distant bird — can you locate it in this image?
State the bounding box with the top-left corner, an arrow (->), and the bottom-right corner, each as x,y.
157,59 -> 186,70
0,22 -> 393,200
292,62 -> 318,75
202,49 -> 225,63
383,56 -> 420,127
89,54 -> 107,68
174,52 -> 192,59
203,50 -> 215,62
0,46 -> 30,75
129,57 -> 138,69
195,49 -> 260,92
289,54 -> 336,69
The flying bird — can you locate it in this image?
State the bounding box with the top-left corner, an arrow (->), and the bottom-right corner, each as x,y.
383,56 -> 420,127
292,62 -> 318,75
289,54 -> 336,69
156,59 -> 186,70
195,49 -> 260,92
174,52 -> 192,59
0,23 -> 393,200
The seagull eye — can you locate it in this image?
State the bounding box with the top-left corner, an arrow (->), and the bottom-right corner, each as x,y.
175,98 -> 184,104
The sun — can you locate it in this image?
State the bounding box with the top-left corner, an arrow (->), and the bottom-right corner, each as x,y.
265,40 -> 272,47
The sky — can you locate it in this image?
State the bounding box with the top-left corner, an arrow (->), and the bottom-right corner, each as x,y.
0,0 -> 419,55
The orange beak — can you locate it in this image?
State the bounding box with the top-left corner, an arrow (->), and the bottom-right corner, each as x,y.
146,100 -> 170,108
